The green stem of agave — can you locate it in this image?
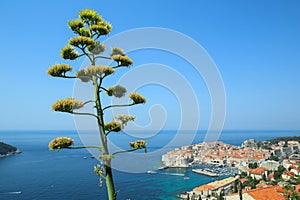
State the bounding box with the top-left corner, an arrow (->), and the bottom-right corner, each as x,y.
93,75 -> 116,200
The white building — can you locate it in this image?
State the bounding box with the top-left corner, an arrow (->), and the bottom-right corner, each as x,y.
260,160 -> 279,170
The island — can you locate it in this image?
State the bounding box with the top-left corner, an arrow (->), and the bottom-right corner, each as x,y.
0,142 -> 21,158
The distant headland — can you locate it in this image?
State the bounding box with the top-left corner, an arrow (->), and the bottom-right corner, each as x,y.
0,142 -> 21,158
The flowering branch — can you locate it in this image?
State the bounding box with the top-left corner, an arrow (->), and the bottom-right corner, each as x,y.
61,75 -> 77,79
112,149 -> 138,156
71,111 -> 99,119
83,100 -> 95,106
94,55 -> 112,60
67,146 -> 102,150
103,103 -> 135,111
100,87 -> 109,93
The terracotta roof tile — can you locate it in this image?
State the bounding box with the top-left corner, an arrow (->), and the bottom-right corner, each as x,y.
247,186 -> 284,200
248,167 -> 267,175
240,178 -> 247,183
294,185 -> 300,193
268,172 -> 274,179
283,171 -> 295,177
194,184 -> 213,191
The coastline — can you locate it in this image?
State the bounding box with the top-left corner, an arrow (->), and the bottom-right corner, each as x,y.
0,140 -> 22,158
0,149 -> 22,158
0,130 -> 300,199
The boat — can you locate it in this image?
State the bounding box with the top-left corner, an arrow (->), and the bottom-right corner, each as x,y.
147,171 -> 155,174
158,166 -> 168,170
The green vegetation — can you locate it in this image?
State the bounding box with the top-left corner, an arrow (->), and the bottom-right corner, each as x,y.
248,162 -> 258,169
47,9 -> 147,200
0,142 -> 17,156
270,155 -> 280,161
268,136 -> 300,145
242,176 -> 260,189
274,165 -> 286,180
284,184 -> 300,200
252,136 -> 300,150
233,179 -> 239,193
216,191 -> 225,200
240,171 -> 248,178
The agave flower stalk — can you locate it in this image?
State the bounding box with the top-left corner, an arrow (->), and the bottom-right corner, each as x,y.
46,9 -> 147,200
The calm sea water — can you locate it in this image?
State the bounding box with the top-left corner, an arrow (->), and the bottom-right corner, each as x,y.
0,130 -> 299,200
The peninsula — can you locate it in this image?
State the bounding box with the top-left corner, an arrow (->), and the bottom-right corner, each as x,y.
0,142 -> 21,158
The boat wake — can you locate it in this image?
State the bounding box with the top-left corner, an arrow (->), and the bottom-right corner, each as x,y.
147,171 -> 184,176
160,172 -> 184,176
0,191 -> 22,195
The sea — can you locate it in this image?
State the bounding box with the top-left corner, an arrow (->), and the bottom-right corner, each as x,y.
0,130 -> 299,200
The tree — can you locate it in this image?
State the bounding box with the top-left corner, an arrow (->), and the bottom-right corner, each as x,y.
248,162 -> 258,169
217,191 -> 225,200
47,9 -> 147,200
238,179 -> 243,200
240,171 -> 248,178
262,173 -> 267,181
274,165 -> 286,180
270,155 -> 279,161
233,179 -> 239,193
284,184 -> 300,200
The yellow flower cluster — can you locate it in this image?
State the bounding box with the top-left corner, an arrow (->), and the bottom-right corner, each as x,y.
106,85 -> 127,98
130,140 -> 146,149
78,28 -> 91,37
129,92 -> 146,104
104,121 -> 123,132
94,165 -> 104,176
61,45 -> 79,60
114,114 -> 135,125
68,9 -> 112,38
68,20 -> 84,33
79,9 -> 102,24
90,24 -> 110,36
47,64 -> 72,77
110,47 -> 125,57
52,98 -> 84,113
48,137 -> 74,150
76,66 -> 115,82
111,55 -> 133,67
69,36 -> 95,48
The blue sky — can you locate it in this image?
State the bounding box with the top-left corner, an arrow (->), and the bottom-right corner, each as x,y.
0,0 -> 299,130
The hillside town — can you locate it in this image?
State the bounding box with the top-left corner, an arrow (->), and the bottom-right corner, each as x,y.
161,137 -> 300,199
